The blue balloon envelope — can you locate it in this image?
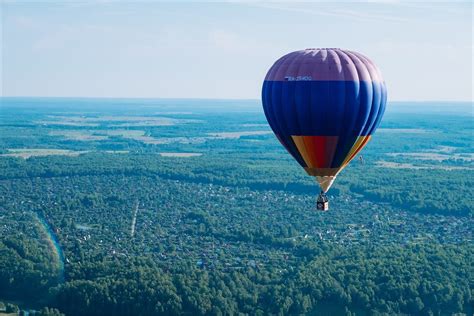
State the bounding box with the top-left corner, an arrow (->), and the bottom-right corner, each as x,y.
262,48 -> 387,192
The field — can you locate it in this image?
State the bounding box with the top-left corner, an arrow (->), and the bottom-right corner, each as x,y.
0,149 -> 88,159
0,98 -> 472,315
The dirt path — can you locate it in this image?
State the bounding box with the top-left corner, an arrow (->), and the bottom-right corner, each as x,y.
131,201 -> 139,237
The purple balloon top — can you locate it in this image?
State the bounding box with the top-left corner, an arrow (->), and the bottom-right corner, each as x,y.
265,48 -> 384,82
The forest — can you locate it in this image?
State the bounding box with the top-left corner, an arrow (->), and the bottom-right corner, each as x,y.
0,98 -> 472,315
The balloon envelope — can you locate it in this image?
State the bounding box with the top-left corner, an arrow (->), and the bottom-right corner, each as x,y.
262,48 -> 387,192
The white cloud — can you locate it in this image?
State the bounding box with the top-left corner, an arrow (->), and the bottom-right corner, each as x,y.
243,2 -> 410,23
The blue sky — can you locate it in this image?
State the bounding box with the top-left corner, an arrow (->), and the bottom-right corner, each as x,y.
1,1 -> 472,101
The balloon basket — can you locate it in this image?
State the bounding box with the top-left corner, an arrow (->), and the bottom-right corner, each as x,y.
316,192 -> 329,211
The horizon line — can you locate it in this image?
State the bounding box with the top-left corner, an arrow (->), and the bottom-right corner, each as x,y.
1,96 -> 473,104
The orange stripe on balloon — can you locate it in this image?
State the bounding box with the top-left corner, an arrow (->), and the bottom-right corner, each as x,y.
298,136 -> 316,168
301,136 -> 319,168
292,136 -> 340,169
291,136 -> 312,167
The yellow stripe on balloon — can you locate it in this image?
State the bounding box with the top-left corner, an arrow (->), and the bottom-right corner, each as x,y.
291,136 -> 314,168
343,136 -> 366,164
341,135 -> 371,168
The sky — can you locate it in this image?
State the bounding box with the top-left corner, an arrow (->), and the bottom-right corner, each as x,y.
1,1 -> 472,101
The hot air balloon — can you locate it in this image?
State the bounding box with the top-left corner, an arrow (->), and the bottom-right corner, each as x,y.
262,48 -> 387,210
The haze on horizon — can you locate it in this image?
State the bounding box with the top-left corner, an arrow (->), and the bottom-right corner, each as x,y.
1,1 -> 472,102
